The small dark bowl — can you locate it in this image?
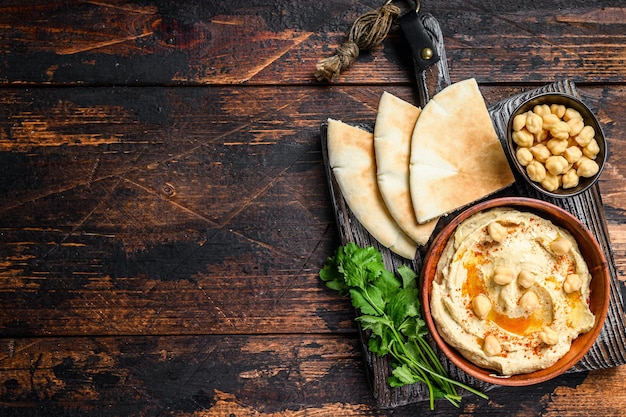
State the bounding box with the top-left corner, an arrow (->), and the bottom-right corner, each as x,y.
421,197 -> 610,386
506,93 -> 607,198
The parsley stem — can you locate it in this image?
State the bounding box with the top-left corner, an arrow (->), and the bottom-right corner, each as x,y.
400,346 -> 488,401
389,325 -> 488,407
319,244 -> 489,409
390,341 -> 437,409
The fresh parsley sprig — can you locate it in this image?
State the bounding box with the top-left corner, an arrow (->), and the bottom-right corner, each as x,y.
320,243 -> 488,409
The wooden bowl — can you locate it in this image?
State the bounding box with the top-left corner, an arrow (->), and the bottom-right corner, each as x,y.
421,197 -> 610,386
505,93 -> 608,198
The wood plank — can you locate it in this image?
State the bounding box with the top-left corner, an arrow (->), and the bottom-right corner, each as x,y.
0,1 -> 624,85
0,335 -> 373,415
1,2 -> 625,415
1,1 -> 625,415
0,85 -> 625,338
1,335 -> 625,416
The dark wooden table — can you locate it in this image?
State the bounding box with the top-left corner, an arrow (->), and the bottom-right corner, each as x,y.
1,1 -> 625,415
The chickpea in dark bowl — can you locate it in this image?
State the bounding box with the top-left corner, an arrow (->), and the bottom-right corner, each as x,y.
505,93 -> 608,198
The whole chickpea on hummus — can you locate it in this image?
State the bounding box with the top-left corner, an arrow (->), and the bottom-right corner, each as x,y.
430,207 -> 595,376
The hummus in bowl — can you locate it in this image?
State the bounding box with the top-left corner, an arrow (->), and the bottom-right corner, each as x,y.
422,197 -> 610,385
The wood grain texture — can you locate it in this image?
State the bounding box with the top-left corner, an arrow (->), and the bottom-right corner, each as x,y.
1,335 -> 625,417
0,1 -> 624,85
0,84 -> 625,414
0,85 -> 624,338
0,1 -> 625,415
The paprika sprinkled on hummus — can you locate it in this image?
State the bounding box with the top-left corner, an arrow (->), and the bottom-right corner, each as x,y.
430,207 -> 595,375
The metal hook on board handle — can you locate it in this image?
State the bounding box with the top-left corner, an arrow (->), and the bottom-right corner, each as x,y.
387,0 -> 421,13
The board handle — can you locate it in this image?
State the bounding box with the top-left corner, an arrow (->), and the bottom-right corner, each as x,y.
399,11 -> 451,107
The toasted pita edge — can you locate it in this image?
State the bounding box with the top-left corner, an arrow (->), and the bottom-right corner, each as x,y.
408,79 -> 514,223
374,92 -> 438,245
327,118 -> 417,259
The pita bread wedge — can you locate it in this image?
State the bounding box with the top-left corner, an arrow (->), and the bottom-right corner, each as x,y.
409,78 -> 514,223
327,118 -> 417,259
374,92 -> 438,245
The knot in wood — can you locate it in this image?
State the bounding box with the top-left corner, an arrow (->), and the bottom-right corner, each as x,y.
162,182 -> 176,198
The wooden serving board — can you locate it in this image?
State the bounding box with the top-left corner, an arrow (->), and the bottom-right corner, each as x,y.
320,13 -> 626,409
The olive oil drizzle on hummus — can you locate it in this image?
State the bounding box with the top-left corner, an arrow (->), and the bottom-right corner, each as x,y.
431,207 -> 595,375
462,258 -> 546,337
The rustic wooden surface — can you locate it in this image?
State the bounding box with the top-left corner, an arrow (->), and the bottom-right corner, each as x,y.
0,1 -> 625,416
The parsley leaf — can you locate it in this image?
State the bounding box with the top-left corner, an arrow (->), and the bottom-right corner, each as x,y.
320,243 -> 488,409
